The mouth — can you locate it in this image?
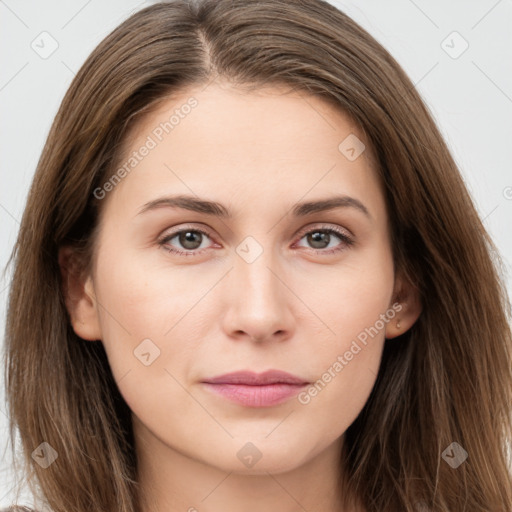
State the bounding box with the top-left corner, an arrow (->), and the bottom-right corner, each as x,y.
201,370 -> 310,408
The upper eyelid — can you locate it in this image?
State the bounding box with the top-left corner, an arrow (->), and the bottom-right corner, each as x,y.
295,223 -> 352,238
160,222 -> 350,235
159,224 -> 214,241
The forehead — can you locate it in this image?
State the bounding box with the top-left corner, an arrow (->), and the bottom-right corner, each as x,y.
122,80 -> 374,164
102,81 -> 385,221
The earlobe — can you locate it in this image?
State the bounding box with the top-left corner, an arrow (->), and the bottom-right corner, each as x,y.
58,246 -> 102,341
385,275 -> 422,340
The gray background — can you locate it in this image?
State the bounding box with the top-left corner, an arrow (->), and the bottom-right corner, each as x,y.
1,0 -> 511,507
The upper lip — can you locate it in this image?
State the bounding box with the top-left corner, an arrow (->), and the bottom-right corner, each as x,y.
202,370 -> 309,386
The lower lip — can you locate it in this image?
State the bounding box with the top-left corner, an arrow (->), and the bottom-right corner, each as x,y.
202,382 -> 308,407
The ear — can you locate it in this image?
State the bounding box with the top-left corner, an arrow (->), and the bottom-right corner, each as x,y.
385,271 -> 422,340
58,245 -> 102,341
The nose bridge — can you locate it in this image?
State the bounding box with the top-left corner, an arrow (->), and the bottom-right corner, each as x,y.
233,238 -> 284,307
224,237 -> 291,340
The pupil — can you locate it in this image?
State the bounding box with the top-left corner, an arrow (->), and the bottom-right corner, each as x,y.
309,232 -> 329,249
180,231 -> 201,249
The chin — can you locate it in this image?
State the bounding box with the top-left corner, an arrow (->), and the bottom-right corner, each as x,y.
202,438 -> 312,475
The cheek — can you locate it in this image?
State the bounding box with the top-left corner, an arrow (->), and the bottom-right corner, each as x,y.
91,250 -> 197,423
91,241 -> 181,377
307,235 -> 395,349
91,236 -> 223,406
296,240 -> 395,424
94,232 -> 208,336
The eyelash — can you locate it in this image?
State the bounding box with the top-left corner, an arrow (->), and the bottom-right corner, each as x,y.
158,224 -> 354,257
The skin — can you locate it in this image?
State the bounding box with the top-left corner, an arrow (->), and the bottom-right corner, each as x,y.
60,80 -> 421,512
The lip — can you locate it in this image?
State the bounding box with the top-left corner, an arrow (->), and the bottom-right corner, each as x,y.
201,370 -> 310,407
203,370 -> 309,386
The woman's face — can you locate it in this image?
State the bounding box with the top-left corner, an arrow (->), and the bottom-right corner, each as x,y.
68,81 -> 413,475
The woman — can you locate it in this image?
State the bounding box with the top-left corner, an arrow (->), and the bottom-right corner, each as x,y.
3,0 -> 512,511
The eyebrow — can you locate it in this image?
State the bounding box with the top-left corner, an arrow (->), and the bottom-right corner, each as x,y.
137,194 -> 371,219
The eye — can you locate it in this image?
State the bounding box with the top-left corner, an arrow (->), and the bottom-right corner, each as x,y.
294,225 -> 354,255
158,226 -> 215,257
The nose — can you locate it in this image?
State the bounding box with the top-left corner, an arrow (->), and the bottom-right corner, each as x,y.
221,248 -> 294,344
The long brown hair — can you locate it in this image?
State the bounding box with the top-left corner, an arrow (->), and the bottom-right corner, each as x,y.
4,1 -> 512,511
